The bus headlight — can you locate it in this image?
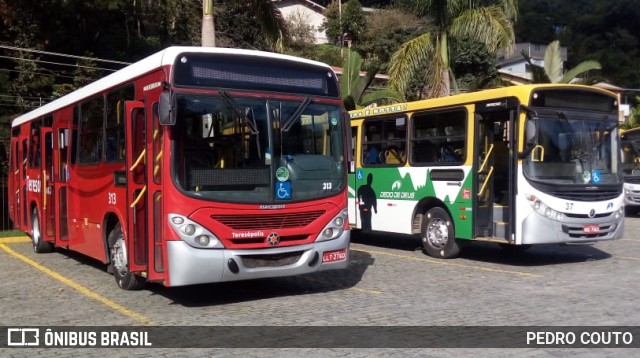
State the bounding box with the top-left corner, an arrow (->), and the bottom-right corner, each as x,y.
615,206 -> 624,220
316,209 -> 348,242
168,213 -> 224,249
528,198 -> 565,222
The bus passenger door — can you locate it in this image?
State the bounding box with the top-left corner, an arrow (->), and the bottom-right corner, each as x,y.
474,103 -> 516,242
41,128 -> 55,242
10,137 -> 21,228
125,101 -> 148,274
55,127 -> 70,243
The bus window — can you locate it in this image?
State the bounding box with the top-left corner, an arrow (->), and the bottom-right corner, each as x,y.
29,122 -> 41,168
362,116 -> 407,166
412,108 -> 466,165
79,96 -> 104,164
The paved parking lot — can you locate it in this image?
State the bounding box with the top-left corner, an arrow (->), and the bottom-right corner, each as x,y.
1,214 -> 640,357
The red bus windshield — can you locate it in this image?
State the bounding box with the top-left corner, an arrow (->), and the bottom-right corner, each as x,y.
172,92 -> 346,204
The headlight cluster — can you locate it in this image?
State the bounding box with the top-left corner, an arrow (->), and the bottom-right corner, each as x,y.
316,209 -> 348,242
168,213 -> 224,249
614,206 -> 624,220
527,195 -> 565,221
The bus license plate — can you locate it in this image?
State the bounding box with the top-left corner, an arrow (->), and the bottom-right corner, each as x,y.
322,249 -> 347,263
583,224 -> 600,234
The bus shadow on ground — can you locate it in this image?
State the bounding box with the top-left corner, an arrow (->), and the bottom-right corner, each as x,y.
48,242 -> 374,307
149,250 -> 374,307
351,230 -> 613,267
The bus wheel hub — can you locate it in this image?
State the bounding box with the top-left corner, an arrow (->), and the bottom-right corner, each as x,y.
427,219 -> 448,247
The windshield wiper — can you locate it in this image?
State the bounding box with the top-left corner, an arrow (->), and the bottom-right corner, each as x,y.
282,96 -> 311,132
218,91 -> 259,134
219,90 -> 262,160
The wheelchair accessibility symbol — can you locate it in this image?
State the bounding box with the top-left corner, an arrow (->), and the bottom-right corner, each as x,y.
276,181 -> 292,200
592,170 -> 601,184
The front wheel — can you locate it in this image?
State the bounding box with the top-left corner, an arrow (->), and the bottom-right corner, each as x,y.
31,208 -> 53,253
108,223 -> 145,290
421,207 -> 460,259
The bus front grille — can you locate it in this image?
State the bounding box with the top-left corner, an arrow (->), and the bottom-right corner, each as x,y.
551,190 -> 621,202
240,251 -> 304,268
212,210 -> 325,230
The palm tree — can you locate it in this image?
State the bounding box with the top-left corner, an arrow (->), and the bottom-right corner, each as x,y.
341,50 -> 403,110
201,0 -> 215,47
388,0 -> 517,99
523,40 -> 601,83
200,0 -> 288,52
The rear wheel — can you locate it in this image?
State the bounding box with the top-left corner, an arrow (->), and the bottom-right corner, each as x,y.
31,208 -> 53,253
108,223 -> 145,290
421,207 -> 460,258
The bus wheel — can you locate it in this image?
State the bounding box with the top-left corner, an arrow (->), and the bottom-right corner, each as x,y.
31,208 -> 53,253
421,207 -> 460,259
108,223 -> 145,290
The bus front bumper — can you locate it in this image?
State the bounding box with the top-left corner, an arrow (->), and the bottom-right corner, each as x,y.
522,211 -> 624,245
624,183 -> 640,207
165,231 -> 350,287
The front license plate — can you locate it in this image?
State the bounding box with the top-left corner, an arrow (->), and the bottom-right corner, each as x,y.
322,249 -> 347,263
583,224 -> 600,234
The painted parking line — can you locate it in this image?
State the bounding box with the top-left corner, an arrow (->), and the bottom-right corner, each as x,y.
0,242 -> 155,325
0,236 -> 31,244
352,247 -> 542,278
617,256 -> 640,261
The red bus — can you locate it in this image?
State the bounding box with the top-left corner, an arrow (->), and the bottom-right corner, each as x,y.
8,46 -> 350,289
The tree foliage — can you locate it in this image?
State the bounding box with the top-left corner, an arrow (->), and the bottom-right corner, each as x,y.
322,0 -> 367,45
522,40 -> 601,84
341,50 -> 403,110
388,0 -> 517,99
516,0 -> 640,88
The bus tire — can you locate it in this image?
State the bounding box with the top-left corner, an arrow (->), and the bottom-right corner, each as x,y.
31,208 -> 53,253
421,207 -> 460,259
108,223 -> 145,290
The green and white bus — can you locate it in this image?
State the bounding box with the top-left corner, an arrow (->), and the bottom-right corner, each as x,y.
348,84 -> 624,258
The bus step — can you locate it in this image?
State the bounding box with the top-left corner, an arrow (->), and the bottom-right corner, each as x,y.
493,205 -> 509,222
493,221 -> 509,240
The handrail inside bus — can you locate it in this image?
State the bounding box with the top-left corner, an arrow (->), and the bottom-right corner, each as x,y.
531,145 -> 545,162
130,186 -> 147,208
130,150 -> 146,171
42,170 -> 47,210
478,143 -> 494,173
478,166 -> 494,198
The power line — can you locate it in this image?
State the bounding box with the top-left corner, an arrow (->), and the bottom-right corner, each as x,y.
0,54 -> 118,72
0,45 -> 131,66
0,67 -> 76,79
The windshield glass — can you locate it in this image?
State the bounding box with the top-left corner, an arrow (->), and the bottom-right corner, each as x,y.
172,93 -> 345,203
621,129 -> 640,178
523,113 -> 621,185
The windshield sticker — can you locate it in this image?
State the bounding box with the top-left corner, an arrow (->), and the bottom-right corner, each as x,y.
582,170 -> 591,183
592,170 -> 601,184
276,181 -> 292,200
276,167 -> 289,182
331,117 -> 338,126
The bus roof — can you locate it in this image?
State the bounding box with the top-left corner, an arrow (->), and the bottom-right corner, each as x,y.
12,46 -> 334,127
349,84 -> 617,119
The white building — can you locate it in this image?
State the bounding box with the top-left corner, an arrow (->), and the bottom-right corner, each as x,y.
273,0 -> 329,44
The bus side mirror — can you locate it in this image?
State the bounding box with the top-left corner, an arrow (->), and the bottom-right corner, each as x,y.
159,92 -> 175,125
